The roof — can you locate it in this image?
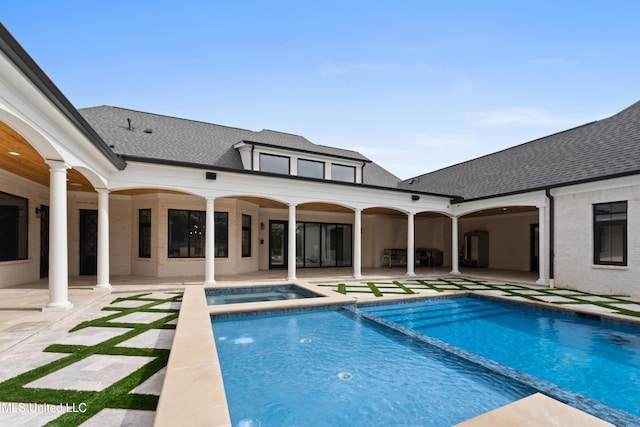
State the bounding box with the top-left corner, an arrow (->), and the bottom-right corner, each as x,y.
400,100 -> 640,200
79,106 -> 400,187
0,23 -> 125,170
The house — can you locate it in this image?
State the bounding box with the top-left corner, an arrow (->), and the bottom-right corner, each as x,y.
1,22 -> 639,311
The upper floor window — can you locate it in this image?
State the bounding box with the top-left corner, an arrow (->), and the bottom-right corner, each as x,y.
0,191 -> 28,261
331,164 -> 355,183
593,201 -> 627,266
260,153 -> 290,174
298,159 -> 324,179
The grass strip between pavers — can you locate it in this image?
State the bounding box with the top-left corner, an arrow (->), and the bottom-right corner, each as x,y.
0,292 -> 182,426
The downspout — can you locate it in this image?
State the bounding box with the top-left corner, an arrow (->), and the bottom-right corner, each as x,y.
250,144 -> 255,171
546,188 -> 555,288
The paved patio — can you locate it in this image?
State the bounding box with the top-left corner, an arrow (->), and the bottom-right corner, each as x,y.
0,270 -> 638,426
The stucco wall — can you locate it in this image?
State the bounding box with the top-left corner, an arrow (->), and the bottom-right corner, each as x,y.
554,185 -> 640,296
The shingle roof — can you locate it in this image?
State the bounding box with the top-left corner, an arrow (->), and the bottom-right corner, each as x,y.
399,100 -> 640,200
79,106 -> 400,187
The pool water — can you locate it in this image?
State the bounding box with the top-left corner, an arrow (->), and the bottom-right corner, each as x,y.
205,285 -> 320,305
362,297 -> 640,418
212,309 -> 533,427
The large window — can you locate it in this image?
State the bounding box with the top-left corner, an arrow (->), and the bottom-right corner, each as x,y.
138,209 -> 151,258
260,153 -> 290,174
331,164 -> 356,182
241,214 -> 251,257
295,221 -> 352,268
593,201 -> 627,266
298,159 -> 324,179
0,191 -> 28,261
168,210 -> 228,258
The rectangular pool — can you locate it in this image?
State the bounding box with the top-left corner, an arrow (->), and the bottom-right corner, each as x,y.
361,296 -> 640,423
212,308 -> 535,426
205,284 -> 322,305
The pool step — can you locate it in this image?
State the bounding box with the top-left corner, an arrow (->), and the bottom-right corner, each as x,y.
364,299 -> 513,330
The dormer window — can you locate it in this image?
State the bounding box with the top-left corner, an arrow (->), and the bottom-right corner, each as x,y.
331,164 -> 356,183
260,153 -> 290,174
298,159 -> 324,179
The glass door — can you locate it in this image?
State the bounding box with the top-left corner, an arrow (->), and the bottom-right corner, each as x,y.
269,221 -> 287,268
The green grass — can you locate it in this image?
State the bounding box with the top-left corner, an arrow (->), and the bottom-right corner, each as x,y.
0,291 -> 182,426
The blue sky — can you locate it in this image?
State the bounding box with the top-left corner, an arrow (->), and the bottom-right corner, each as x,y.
3,1 -> 640,179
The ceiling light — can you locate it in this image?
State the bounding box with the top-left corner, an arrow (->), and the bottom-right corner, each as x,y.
8,151 -> 21,156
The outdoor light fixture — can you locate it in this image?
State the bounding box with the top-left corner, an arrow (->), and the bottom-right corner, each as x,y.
411,195 -> 420,201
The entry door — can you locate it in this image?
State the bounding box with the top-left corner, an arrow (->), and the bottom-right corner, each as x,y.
79,209 -> 98,275
39,205 -> 49,278
269,221 -> 287,269
530,223 -> 539,272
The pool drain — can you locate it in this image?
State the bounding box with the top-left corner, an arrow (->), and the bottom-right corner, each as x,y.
338,372 -> 353,380
300,338 -> 312,343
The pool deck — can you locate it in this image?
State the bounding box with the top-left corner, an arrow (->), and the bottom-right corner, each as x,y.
0,270 -> 638,426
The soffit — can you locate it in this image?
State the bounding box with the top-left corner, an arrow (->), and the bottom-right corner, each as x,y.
0,120 -> 94,191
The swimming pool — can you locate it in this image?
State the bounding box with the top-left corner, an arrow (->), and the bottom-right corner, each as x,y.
205,284 -> 322,305
212,308 -> 535,426
361,296 -> 640,420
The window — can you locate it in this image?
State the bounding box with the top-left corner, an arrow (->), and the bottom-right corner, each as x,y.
168,210 -> 205,258
260,153 -> 290,174
295,221 -> 352,268
215,212 -> 229,257
298,159 -> 324,179
0,191 -> 28,261
168,210 -> 228,258
138,209 -> 151,258
331,164 -> 356,182
593,201 -> 627,266
242,214 -> 251,257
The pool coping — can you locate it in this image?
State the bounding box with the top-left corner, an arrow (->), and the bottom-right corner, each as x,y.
155,283 -> 633,427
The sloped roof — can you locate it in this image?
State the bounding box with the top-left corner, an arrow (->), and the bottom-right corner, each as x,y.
400,100 -> 640,200
79,106 -> 400,187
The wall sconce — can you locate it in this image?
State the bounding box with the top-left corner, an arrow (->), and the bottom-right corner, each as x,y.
260,222 -> 265,230
35,206 -> 43,218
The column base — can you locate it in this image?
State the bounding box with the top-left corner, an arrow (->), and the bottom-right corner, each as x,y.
405,272 -> 416,277
450,269 -> 461,275
287,276 -> 297,281
204,280 -> 216,286
93,283 -> 112,292
42,302 -> 74,312
536,278 -> 548,286
353,274 -> 363,279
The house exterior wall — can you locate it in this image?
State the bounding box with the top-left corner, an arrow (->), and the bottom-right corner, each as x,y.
554,180 -> 640,296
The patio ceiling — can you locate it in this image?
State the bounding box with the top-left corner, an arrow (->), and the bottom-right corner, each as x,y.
0,120 -> 94,191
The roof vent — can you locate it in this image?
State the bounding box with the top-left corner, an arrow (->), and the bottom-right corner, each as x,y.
127,118 -> 132,130
144,128 -> 153,134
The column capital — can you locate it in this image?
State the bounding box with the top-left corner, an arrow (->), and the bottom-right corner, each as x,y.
45,159 -> 70,171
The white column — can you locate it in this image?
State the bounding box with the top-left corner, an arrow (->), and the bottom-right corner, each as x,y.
353,208 -> 362,279
450,215 -> 460,275
536,205 -> 547,286
205,197 -> 216,285
94,188 -> 111,290
43,161 -> 73,311
406,212 -> 416,276
287,204 -> 297,281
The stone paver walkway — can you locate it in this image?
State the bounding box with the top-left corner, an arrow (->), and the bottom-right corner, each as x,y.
319,277 -> 640,318
0,291 -> 181,426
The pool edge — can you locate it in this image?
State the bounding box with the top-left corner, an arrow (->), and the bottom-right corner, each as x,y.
154,285 -> 232,427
